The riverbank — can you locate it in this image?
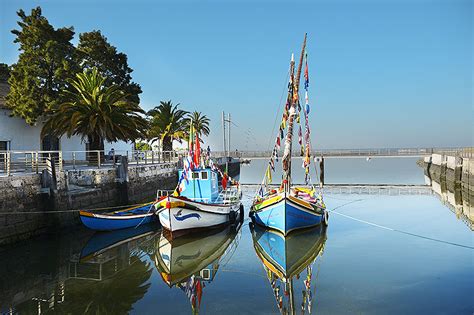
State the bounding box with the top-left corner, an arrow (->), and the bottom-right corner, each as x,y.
0,162 -> 177,246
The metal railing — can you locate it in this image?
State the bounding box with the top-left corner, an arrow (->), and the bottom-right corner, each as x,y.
0,150 -> 180,176
211,147 -> 473,159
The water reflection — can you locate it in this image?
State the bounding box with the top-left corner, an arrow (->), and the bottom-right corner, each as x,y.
425,169 -> 473,230
1,226 -> 156,314
250,224 -> 327,314
153,224 -> 242,314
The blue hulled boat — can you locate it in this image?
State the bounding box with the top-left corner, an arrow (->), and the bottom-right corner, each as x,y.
250,34 -> 328,235
80,202 -> 156,231
251,191 -> 326,235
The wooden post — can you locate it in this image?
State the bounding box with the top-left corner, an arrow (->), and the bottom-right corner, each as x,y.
97,150 -> 101,169
35,152 -> 39,174
58,151 -> 63,172
6,151 -> 10,176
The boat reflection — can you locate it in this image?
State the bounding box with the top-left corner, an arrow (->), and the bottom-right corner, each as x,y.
153,222 -> 242,314
250,223 -> 327,315
1,226 -> 157,314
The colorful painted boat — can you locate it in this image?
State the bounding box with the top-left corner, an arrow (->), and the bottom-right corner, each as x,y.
153,223 -> 241,313
250,223 -> 327,314
79,202 -> 156,231
155,122 -> 242,236
251,188 -> 326,235
250,34 -> 328,235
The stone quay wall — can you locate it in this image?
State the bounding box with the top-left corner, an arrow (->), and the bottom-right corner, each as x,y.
0,162 -> 177,246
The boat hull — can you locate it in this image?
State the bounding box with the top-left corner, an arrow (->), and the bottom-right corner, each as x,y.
80,204 -> 156,231
252,195 -> 323,235
157,197 -> 240,235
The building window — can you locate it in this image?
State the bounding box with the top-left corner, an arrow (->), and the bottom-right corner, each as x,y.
41,135 -> 60,151
201,172 -> 208,180
0,141 -> 8,151
192,172 -> 199,179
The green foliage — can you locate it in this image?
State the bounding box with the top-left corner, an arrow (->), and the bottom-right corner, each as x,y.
135,141 -> 152,151
147,101 -> 188,151
0,63 -> 9,81
78,30 -> 142,104
186,111 -> 211,139
6,7 -> 79,124
42,68 -> 148,150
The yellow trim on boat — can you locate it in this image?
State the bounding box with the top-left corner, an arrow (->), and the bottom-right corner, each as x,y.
287,195 -> 313,210
257,194 -> 283,209
79,210 -> 94,217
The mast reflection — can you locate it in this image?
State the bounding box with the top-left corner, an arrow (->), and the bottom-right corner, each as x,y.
251,224 -> 327,314
153,223 -> 242,314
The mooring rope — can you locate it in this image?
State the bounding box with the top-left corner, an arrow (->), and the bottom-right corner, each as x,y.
1,202 -> 154,215
327,200 -> 474,250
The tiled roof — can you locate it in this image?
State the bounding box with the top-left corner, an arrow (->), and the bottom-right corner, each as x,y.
0,81 -> 9,109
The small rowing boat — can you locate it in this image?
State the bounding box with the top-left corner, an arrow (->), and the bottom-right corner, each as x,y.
79,202 -> 156,231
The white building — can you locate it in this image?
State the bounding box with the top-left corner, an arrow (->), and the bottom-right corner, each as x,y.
0,80 -> 132,155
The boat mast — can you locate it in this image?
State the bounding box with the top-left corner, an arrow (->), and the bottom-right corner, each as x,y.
222,111 -> 227,158
282,34 -> 307,191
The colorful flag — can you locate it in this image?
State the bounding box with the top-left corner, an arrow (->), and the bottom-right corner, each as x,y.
222,174 -> 228,190
265,165 -> 272,184
304,56 -> 309,90
298,126 -> 303,145
194,131 -> 200,167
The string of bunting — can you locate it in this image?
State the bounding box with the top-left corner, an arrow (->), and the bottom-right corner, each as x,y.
302,51 -> 312,185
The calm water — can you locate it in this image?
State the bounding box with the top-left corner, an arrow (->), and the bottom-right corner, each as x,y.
240,157 -> 425,185
0,159 -> 472,314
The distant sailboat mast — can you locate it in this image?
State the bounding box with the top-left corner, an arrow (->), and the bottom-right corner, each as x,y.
282,33 -> 307,191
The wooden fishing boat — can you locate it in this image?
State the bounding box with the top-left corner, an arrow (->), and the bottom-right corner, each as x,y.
79,202 -> 156,231
155,121 -> 242,237
250,223 -> 327,314
250,34 -> 328,235
153,224 -> 241,313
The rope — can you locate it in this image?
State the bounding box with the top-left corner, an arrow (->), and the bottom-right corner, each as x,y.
327,200 -> 474,250
2,202 -> 155,215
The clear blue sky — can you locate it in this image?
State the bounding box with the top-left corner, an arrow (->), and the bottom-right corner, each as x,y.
1,0 -> 472,150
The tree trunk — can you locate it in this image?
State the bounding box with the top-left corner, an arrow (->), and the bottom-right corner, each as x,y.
162,137 -> 173,162
87,134 -> 105,165
162,137 -> 172,151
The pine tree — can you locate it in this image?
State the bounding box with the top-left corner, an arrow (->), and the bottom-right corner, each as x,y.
77,30 -> 142,104
6,7 -> 79,124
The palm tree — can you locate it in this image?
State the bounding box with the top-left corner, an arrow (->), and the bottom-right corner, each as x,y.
42,68 -> 148,151
186,111 -> 210,140
147,101 -> 188,151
